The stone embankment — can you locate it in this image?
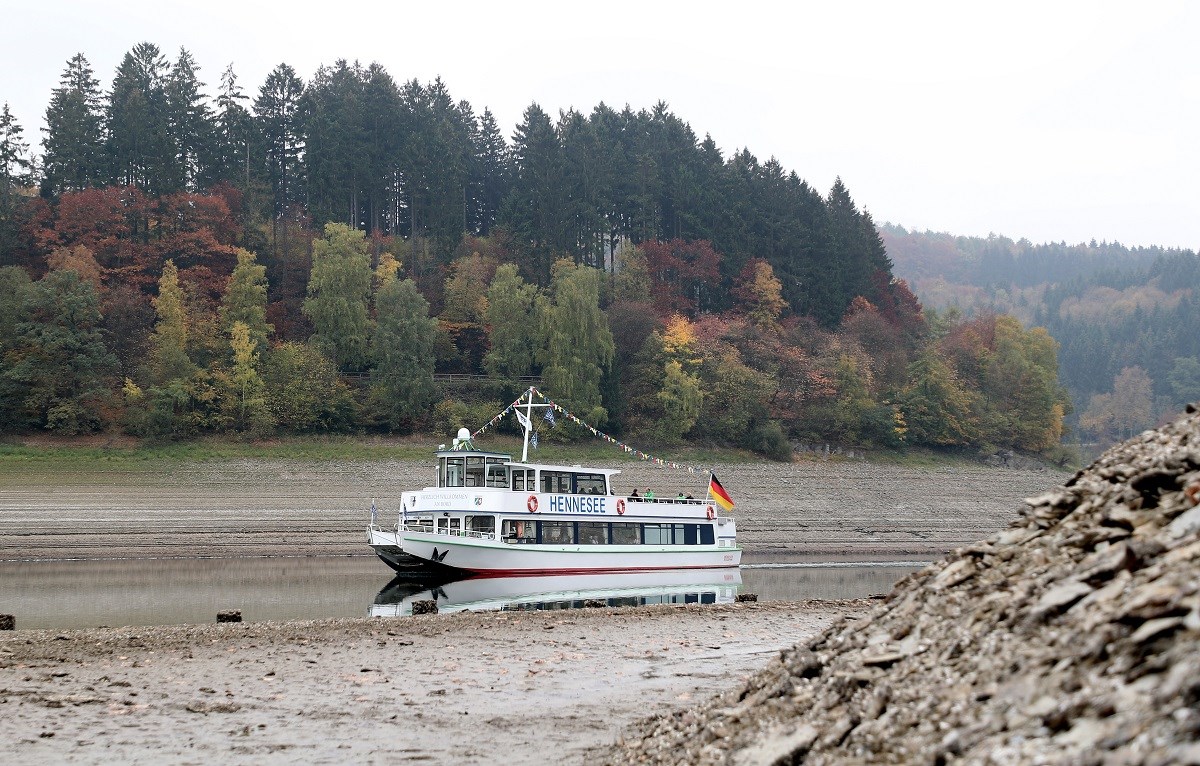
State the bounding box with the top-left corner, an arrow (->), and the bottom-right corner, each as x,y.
605,405 -> 1200,765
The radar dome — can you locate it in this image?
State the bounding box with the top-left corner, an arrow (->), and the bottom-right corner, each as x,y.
457,427 -> 471,441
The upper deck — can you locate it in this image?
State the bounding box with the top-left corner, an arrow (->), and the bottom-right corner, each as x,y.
433,449 -> 621,496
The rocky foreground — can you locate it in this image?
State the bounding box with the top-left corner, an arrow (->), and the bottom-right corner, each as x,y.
603,406 -> 1200,765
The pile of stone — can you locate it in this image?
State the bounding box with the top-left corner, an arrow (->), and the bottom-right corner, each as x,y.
606,405 -> 1200,765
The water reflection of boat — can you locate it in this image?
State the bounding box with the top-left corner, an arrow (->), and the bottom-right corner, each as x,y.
369,568 -> 743,617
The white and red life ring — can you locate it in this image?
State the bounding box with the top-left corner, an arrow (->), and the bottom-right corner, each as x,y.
527,495 -> 539,513
616,498 -> 626,515
706,505 -> 716,520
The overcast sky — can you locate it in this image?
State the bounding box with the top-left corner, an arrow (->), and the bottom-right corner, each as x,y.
4,1 -> 1197,250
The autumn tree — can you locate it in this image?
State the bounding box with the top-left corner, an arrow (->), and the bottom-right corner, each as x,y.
219,248 -> 273,353
1080,366 -> 1155,444
733,258 -> 787,330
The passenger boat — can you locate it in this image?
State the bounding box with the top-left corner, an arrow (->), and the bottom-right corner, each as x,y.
369,568 -> 744,617
366,389 -> 741,576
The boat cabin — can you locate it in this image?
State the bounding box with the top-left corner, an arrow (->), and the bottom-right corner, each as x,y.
435,448 -> 617,496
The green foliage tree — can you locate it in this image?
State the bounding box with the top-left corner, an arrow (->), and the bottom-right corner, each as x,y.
0,267 -> 35,429
370,278 -> 438,430
538,259 -> 614,427
214,321 -> 273,434
303,223 -> 373,371
262,342 -> 356,432
3,271 -> 116,433
1167,357 -> 1200,409
483,263 -> 539,385
896,351 -> 979,446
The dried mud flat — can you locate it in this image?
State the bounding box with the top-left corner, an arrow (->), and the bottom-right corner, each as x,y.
0,601 -> 866,765
0,457 -> 1056,562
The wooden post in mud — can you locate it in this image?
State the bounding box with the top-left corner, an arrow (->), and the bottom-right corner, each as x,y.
216,610 -> 242,623
736,594 -> 758,603
411,600 -> 438,615
0,614 -> 13,630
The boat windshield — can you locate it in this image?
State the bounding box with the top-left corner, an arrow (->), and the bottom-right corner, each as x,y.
440,455 -> 508,488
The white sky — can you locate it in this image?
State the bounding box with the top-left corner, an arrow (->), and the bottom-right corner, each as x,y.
4,1 -> 1198,250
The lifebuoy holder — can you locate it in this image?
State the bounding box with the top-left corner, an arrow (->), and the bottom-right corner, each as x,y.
706,505 -> 716,520
527,495 -> 539,513
616,499 -> 626,515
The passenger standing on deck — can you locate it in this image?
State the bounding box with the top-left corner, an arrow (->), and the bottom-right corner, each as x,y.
644,488 -> 655,499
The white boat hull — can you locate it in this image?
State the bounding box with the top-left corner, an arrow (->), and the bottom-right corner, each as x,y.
369,525 -> 740,575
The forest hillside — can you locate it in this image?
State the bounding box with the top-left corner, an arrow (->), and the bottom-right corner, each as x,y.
0,45 -> 1070,460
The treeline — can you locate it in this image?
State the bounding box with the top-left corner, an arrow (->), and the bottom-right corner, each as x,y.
0,44 -> 1072,457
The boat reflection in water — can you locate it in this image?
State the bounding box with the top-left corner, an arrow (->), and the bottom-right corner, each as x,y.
371,568 -> 743,617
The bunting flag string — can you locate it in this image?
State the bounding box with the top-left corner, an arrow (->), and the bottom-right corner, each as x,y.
466,387 -> 702,472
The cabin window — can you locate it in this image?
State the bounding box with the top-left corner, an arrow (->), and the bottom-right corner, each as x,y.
541,471 -> 572,494
502,519 -> 535,543
611,523 -> 640,545
464,457 -> 486,487
699,524 -> 715,545
443,457 -> 465,487
512,469 -> 533,491
578,522 -> 608,545
486,465 -> 509,488
540,521 -> 575,544
574,473 -> 606,495
643,524 -> 672,545
465,515 -> 495,537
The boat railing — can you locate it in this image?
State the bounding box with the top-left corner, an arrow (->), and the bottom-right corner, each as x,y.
400,521 -> 496,541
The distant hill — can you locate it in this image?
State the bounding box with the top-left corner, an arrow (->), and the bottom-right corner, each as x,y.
882,224 -> 1200,449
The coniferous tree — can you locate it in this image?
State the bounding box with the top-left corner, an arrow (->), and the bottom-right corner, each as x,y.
254,63 -> 305,217
209,63 -> 253,190
107,42 -> 176,193
504,103 -> 567,282
0,103 -> 32,259
41,54 -> 107,196
165,48 -> 215,191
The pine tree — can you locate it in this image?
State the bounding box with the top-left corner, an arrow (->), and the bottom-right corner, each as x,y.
254,63 -> 305,217
210,63 -> 254,191
0,103 -> 32,257
41,54 -> 106,195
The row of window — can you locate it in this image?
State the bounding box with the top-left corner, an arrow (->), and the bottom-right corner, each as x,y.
439,456 -> 611,495
501,520 -> 716,546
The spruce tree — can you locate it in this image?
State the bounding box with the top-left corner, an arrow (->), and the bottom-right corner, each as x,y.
41,54 -> 106,195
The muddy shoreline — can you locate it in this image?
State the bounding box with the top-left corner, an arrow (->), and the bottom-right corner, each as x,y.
0,458 -> 1058,763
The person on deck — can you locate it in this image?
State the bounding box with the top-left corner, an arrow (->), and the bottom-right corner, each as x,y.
644,488 -> 655,499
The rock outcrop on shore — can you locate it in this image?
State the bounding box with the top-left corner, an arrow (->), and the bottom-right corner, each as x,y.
607,406 -> 1200,765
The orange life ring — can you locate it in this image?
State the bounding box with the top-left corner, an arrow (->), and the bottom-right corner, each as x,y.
616,498 -> 626,515
706,505 -> 716,520
527,494 -> 539,513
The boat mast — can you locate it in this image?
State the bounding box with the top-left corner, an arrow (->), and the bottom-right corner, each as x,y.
521,388 -> 534,462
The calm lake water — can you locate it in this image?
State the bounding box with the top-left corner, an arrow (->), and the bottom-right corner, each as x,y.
0,556 -> 925,630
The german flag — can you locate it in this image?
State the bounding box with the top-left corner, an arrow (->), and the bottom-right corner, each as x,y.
708,473 -> 735,512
